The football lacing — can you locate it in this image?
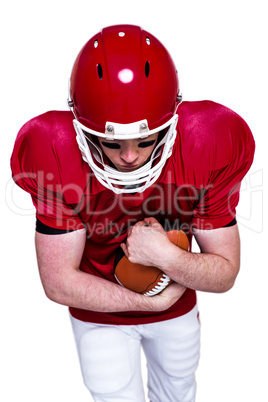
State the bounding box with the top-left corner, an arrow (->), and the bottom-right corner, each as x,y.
144,274 -> 171,296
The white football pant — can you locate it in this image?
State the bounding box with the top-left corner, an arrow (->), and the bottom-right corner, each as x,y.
70,305 -> 200,402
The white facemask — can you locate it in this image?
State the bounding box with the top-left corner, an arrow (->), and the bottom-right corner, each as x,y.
73,114 -> 178,194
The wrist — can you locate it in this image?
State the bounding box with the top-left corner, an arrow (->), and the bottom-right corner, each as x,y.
154,242 -> 184,272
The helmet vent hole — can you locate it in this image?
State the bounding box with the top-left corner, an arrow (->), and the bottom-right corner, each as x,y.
145,61 -> 150,77
146,37 -> 151,45
97,64 -> 103,80
94,40 -> 98,48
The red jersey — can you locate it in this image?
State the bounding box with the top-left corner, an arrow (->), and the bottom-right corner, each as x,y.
11,101 -> 255,325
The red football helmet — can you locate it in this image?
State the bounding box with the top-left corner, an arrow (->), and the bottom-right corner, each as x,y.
68,24 -> 180,193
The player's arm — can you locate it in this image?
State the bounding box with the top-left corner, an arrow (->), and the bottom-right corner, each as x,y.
35,229 -> 185,312
189,224 -> 240,292
166,223 -> 240,292
169,224 -> 240,293
123,218 -> 240,293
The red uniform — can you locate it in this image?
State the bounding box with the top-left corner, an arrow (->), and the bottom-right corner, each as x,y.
11,100 -> 255,325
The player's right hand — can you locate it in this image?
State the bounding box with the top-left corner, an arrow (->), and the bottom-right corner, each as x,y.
151,282 -> 186,311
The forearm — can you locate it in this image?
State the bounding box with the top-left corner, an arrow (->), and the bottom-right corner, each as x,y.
40,264 -> 186,313
44,269 -> 154,312
159,245 -> 239,293
35,231 -> 155,313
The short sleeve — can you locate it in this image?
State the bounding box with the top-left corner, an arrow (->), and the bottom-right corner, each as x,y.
10,112 -> 86,231
178,101 -> 255,230
192,146 -> 255,230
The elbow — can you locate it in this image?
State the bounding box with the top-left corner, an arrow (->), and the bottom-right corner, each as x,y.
40,277 -> 70,306
218,265 -> 240,293
42,283 -> 66,305
211,278 -> 235,294
220,279 -> 236,293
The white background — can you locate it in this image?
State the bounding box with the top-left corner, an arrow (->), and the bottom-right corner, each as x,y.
1,0 -> 267,401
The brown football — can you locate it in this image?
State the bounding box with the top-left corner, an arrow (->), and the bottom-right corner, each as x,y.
114,230 -> 189,296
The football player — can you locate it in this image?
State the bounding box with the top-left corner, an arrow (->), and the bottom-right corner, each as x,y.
11,24 -> 255,402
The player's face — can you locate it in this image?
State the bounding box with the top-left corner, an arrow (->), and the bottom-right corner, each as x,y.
98,133 -> 159,172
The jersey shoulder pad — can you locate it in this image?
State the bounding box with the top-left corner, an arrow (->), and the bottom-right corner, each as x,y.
177,100 -> 254,170
11,110 -> 90,203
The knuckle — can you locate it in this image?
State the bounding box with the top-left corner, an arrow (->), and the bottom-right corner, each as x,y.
128,254 -> 135,263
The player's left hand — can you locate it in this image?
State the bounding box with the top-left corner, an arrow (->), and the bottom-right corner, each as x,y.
121,217 -> 173,267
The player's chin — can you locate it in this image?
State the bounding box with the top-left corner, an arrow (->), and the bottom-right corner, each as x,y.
116,163 -> 142,172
